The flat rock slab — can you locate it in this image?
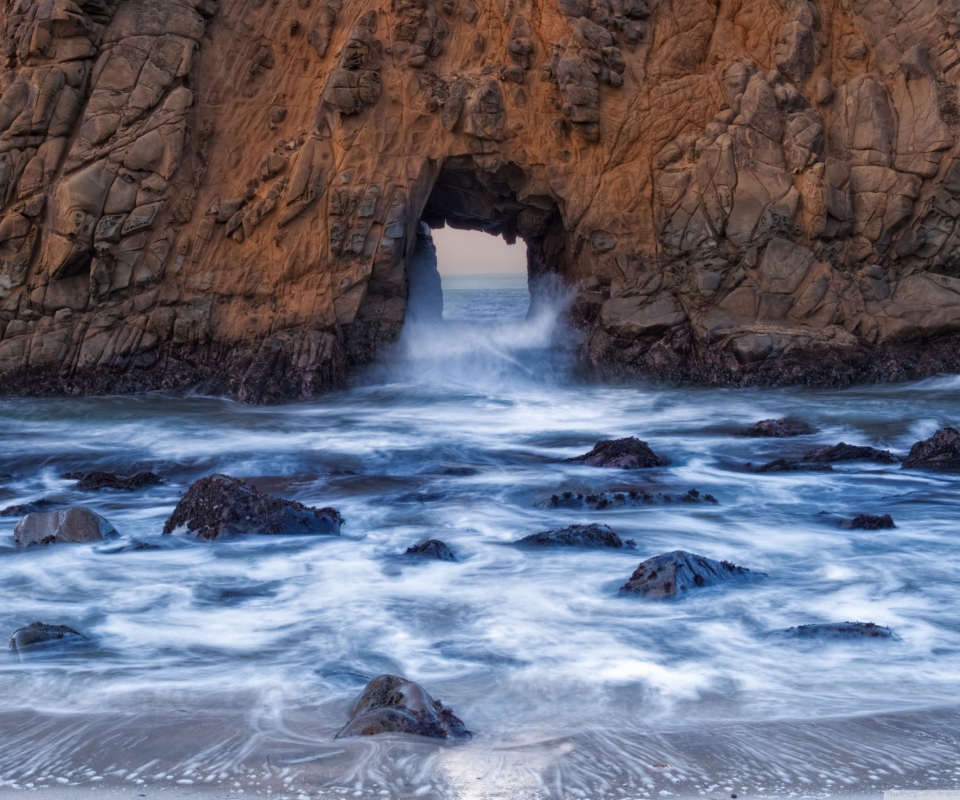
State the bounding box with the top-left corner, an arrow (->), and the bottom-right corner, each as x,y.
841,513 -> 896,530
902,427 -> 960,471
801,443 -> 900,464
620,550 -> 763,599
162,474 -> 343,540
336,674 -> 471,740
64,471 -> 162,491
515,523 -> 629,549
739,419 -> 817,437
9,622 -> 89,656
405,539 -> 456,560
538,489 -> 717,509
567,437 -> 667,468
773,622 -> 900,641
14,507 -> 118,547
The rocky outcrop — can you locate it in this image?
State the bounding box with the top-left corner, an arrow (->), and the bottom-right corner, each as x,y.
0,0 -> 959,400
620,550 -> 762,599
902,427 -> 960,471
405,538 -> 455,560
801,442 -> 900,463
515,522 -> 627,548
13,506 -> 117,546
840,513 -> 895,529
162,473 -> 343,540
64,469 -> 162,491
9,622 -> 89,656
772,621 -> 900,641
567,437 -> 666,468
1,498 -> 53,516
739,419 -> 816,437
537,488 -> 717,509
335,674 -> 471,740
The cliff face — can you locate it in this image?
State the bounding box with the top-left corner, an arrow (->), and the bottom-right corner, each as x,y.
0,0 -> 959,401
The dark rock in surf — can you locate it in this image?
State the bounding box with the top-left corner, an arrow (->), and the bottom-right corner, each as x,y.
9,622 -> 89,655
0,499 -> 55,516
620,550 -> 763,599
335,674 -> 472,740
739,419 -> 817,437
105,540 -> 163,553
567,437 -> 667,468
63,470 -> 162,492
901,427 -> 960,472
516,523 -> 629,549
841,513 -> 895,530
538,488 -> 718,509
772,622 -> 900,641
162,473 -> 343,540
801,443 -> 900,464
14,507 -> 118,547
405,539 -> 456,561
745,458 -> 833,473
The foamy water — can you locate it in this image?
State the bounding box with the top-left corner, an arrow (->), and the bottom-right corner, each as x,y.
0,286 -> 959,798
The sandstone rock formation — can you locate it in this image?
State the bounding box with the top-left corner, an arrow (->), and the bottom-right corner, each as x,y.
0,0 -> 959,399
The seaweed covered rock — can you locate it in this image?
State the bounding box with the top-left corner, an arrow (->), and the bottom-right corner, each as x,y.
772,622 -> 900,641
335,674 -> 471,740
902,428 -> 960,472
739,419 -> 817,438
162,474 -> 343,540
841,513 -> 896,530
515,523 -> 629,549
405,539 -> 456,561
801,443 -> 900,464
64,471 -> 162,492
567,437 -> 667,469
620,551 -> 763,599
14,507 -> 118,547
9,623 -> 90,656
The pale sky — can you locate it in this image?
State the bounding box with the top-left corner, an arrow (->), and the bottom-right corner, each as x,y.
431,226 -> 527,276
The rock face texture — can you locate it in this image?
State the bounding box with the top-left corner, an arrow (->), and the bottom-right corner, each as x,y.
620,550 -> 762,599
13,506 -> 117,546
0,0 -> 960,399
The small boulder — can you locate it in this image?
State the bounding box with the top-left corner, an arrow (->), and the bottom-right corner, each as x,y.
335,674 -> 472,740
841,513 -> 895,530
162,473 -> 343,540
515,523 -> 628,548
538,488 -> 717,509
620,550 -> 763,599
773,622 -> 900,641
801,443 -> 900,464
567,437 -> 667,468
405,539 -> 456,561
745,458 -> 832,473
901,427 -> 960,471
9,622 -> 89,656
64,471 -> 162,491
0,499 -> 54,516
14,507 -> 118,547
739,418 -> 817,437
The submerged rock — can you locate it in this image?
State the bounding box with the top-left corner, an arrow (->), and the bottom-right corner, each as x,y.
902,428 -> 960,472
104,540 -> 164,553
0,499 -> 55,517
405,539 -> 456,561
801,443 -> 900,464
841,513 -> 896,530
64,471 -> 163,492
162,474 -> 343,540
9,623 -> 90,656
515,523 -> 629,549
745,458 -> 833,473
335,674 -> 472,740
739,419 -> 817,437
567,437 -> 667,469
773,622 -> 900,641
14,507 -> 118,547
538,489 -> 717,509
620,551 -> 763,599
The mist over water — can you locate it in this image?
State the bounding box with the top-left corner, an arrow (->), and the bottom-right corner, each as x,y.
1,281 -> 960,797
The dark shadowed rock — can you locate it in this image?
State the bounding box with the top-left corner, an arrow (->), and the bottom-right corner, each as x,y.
801,443 -> 900,464
162,474 -> 343,540
103,540 -> 164,553
63,471 -> 163,491
902,428 -> 960,472
745,458 -> 833,473
14,507 -> 118,547
0,499 -> 55,517
405,539 -> 456,561
9,623 -> 90,656
538,489 -> 717,509
335,674 -> 472,740
620,550 -> 763,599
841,514 -> 896,530
739,419 -> 817,437
515,523 -> 628,549
773,622 -> 900,641
567,437 -> 667,468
